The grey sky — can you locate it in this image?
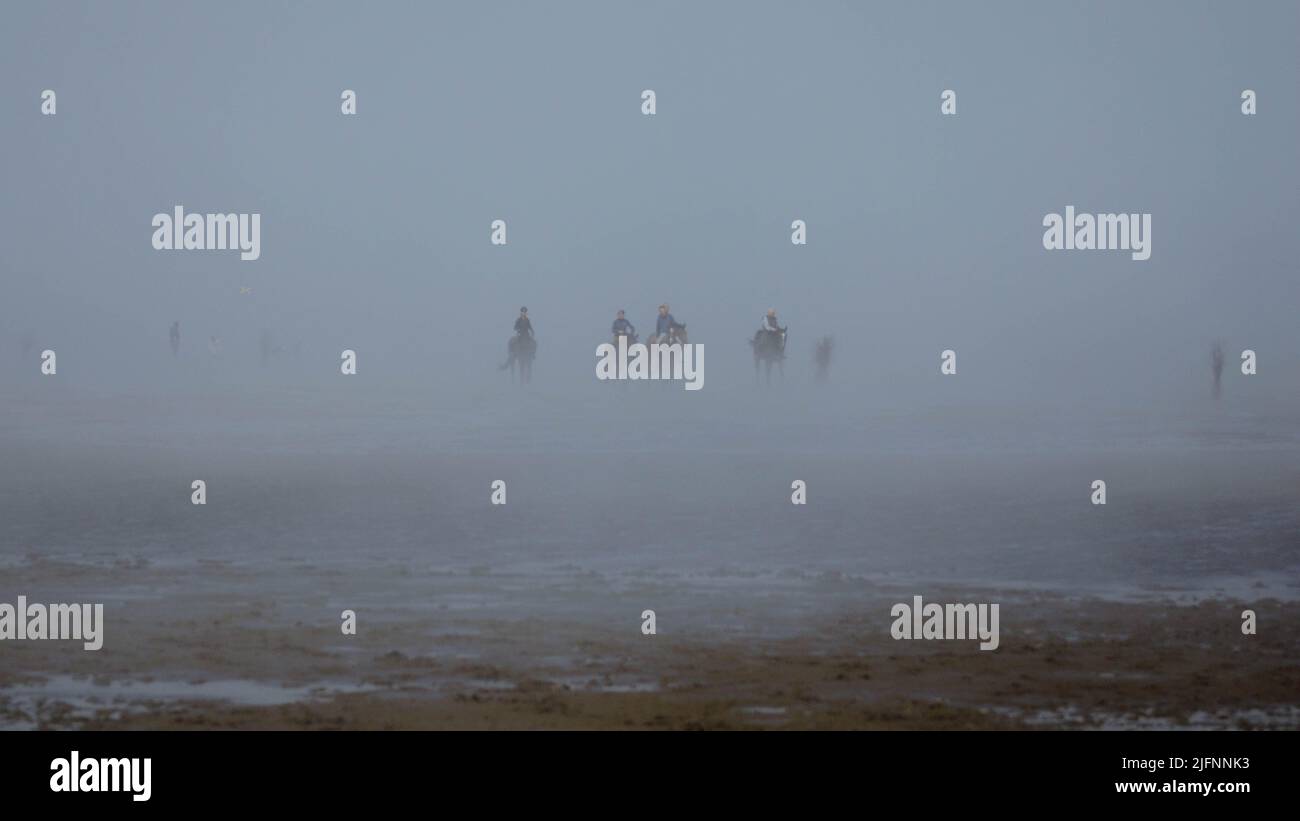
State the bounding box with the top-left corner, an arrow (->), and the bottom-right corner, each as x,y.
2,1 -> 1296,404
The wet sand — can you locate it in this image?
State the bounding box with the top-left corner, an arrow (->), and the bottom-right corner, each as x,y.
2,388 -> 1297,729
1,556 -> 1294,730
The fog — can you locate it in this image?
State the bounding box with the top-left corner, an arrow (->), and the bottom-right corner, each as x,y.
2,2 -> 1299,732
2,1 -> 1299,590
1,0 -> 1297,408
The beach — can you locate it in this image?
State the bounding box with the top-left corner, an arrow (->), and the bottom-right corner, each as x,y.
1,382 -> 1296,729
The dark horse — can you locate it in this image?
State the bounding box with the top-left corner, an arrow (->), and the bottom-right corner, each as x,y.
500,334 -> 536,383
649,323 -> 687,345
751,326 -> 787,383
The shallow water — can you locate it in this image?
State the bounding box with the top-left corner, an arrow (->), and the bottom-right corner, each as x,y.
0,675 -> 374,730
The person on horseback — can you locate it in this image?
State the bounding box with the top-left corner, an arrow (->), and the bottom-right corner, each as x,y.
752,308 -> 787,383
611,309 -> 637,342
514,307 -> 534,339
756,308 -> 785,346
505,307 -> 534,363
652,304 -> 684,343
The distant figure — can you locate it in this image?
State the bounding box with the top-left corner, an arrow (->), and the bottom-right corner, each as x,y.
611,309 -> 637,343
814,335 -> 834,382
649,304 -> 685,344
500,307 -> 536,382
751,308 -> 788,384
169,321 -> 180,356
513,306 -> 534,339
1211,341 -> 1225,399
208,335 -> 223,356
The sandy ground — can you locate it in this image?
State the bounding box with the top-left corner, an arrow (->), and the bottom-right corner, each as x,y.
2,388 -> 1297,729
1,556 -> 1294,730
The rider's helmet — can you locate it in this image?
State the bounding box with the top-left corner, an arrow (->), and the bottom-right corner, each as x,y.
520,307 -> 527,314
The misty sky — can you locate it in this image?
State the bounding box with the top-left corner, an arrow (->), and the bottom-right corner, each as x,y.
1,1 -> 1297,404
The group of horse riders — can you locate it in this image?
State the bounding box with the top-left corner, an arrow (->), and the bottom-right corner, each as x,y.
508,305 -> 786,348
503,304 -> 787,373
609,304 -> 688,345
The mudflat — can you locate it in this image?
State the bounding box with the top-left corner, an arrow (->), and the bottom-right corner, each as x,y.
1,555 -> 1293,730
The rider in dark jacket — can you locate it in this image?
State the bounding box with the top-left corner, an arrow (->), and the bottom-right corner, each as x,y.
514,307 -> 534,338
612,310 -> 636,339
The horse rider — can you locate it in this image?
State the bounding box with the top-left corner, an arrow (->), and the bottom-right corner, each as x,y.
501,307 -> 535,371
514,307 -> 534,339
653,303 -> 681,343
758,308 -> 783,336
611,309 -> 637,342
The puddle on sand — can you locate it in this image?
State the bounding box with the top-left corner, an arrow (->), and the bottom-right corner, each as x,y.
0,675 -> 375,729
545,676 -> 659,694
986,704 -> 1300,730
